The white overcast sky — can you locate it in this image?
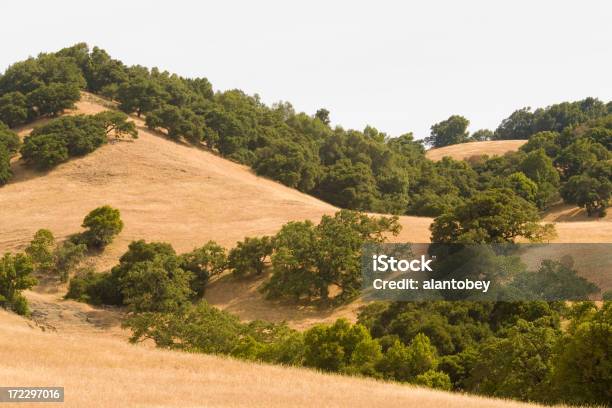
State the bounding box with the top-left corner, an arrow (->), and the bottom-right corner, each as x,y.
1,0 -> 610,139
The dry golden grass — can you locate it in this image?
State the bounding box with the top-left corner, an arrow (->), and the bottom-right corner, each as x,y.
0,310 -> 552,408
0,94 -> 608,407
0,94 -> 611,328
426,140 -> 527,161
0,94 -> 431,327
1,93 -> 431,270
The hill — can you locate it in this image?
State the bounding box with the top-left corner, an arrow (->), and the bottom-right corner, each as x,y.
1,94 -> 611,329
0,93 -> 431,328
0,309 -> 550,408
426,140 -> 527,161
1,93 -> 431,269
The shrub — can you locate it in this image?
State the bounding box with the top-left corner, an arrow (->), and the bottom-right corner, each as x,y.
430,188 -> 555,244
81,205 -> 124,248
413,370 -> 452,390
25,229 -> 56,273
125,301 -> 244,352
375,334 -> 439,382
0,92 -> 28,127
0,144 -> 11,185
303,319 -> 377,373
20,133 -> 70,170
26,83 -> 80,116
228,236 -> 273,278
120,256 -> 193,313
0,122 -> 20,154
468,319 -> 559,401
20,115 -> 107,170
53,240 -> 86,282
0,252 -> 38,315
102,240 -> 193,313
561,160 -> 612,217
551,302 -> 612,405
66,269 -> 120,305
93,111 -> 137,140
179,241 -> 226,297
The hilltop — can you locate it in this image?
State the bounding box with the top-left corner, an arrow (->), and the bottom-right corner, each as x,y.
426,140 -> 527,161
1,94 -> 431,267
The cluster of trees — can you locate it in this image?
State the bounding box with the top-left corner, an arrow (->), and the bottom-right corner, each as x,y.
26,229 -> 85,283
358,300 -> 611,405
10,203 -> 606,405
2,44 -> 609,218
263,211 -> 400,301
0,252 -> 37,315
430,188 -> 556,244
0,205 -> 125,317
66,239 -> 227,307
493,98 -> 611,140
0,122 -> 20,185
0,52 -> 84,127
20,112 -> 135,172
423,97 -> 611,148
125,304 -> 452,390
120,295 -> 610,405
514,116 -> 612,216
67,210 -> 400,305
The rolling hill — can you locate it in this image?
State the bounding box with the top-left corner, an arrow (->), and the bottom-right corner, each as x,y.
426,140 -> 527,161
1,93 -> 610,408
1,93 -> 432,269
0,309 -> 553,408
1,93 -> 611,329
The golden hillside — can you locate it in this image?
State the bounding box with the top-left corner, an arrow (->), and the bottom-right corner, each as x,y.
1,94 -> 611,329
426,140 -> 527,161
1,94 -> 431,270
0,309 -> 550,408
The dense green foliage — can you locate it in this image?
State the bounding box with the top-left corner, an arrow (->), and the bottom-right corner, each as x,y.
25,228 -> 87,282
121,296 -> 611,405
227,236 -> 273,278
551,303 -> 612,405
59,207 -> 609,405
0,252 -> 38,315
80,205 -> 124,249
430,188 -> 555,243
67,239 -> 229,307
0,144 -> 11,186
20,112 -> 134,171
25,229 -> 56,273
2,44 -> 609,216
179,241 -> 227,297
264,211 -> 400,301
68,211 -> 399,305
493,98 -> 610,140
0,122 -> 19,185
0,52 -> 83,126
424,115 -> 470,148
0,122 -> 20,154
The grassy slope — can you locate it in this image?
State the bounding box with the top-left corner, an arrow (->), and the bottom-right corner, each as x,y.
0,94 -> 610,328
0,94 -> 608,407
426,140 -> 527,161
0,309 -> 550,408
